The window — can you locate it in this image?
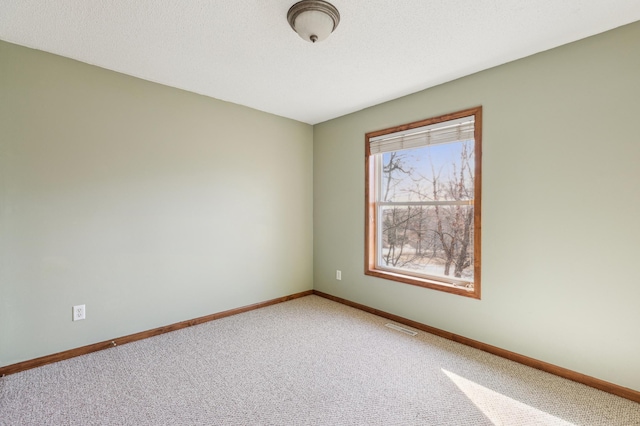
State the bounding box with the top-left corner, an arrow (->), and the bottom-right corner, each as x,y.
365,107 -> 482,298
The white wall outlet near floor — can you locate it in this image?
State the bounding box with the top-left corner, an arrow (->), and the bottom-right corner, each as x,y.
336,270 -> 342,280
73,304 -> 86,321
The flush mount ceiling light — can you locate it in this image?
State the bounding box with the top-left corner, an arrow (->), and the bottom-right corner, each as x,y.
287,0 -> 340,43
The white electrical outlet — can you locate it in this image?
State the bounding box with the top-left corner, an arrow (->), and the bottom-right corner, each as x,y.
336,270 -> 342,280
73,304 -> 86,321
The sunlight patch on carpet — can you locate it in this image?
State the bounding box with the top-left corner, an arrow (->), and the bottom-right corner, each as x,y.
442,369 -> 576,426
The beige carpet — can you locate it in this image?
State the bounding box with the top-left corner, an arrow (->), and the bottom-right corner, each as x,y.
1,295 -> 638,425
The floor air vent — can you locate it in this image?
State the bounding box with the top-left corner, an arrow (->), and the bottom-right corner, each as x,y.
385,323 -> 418,336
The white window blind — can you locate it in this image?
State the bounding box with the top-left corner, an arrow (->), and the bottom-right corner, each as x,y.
369,116 -> 475,154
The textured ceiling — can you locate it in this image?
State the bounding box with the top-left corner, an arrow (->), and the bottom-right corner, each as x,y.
1,1 -> 639,124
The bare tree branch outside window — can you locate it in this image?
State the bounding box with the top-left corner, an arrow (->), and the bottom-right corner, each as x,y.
379,141 -> 475,285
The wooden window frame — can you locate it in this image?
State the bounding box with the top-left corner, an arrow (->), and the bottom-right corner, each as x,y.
365,106 -> 482,299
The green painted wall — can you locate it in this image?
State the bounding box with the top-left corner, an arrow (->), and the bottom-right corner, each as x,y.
0,41 -> 313,366
313,21 -> 640,391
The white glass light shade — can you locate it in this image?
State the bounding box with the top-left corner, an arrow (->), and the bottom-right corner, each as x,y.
287,0 -> 340,43
293,10 -> 335,43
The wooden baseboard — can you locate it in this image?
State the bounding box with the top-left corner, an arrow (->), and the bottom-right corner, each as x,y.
313,290 -> 640,404
0,290 -> 313,377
